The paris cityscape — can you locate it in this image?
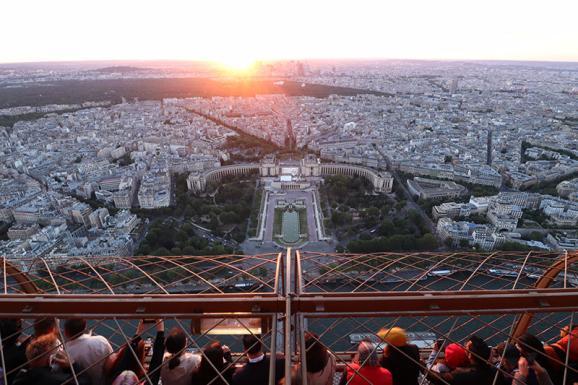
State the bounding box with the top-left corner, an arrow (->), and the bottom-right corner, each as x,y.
1,1 -> 578,385
1,60 -> 577,259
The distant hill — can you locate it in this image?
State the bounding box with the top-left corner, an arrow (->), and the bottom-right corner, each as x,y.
90,66 -> 151,73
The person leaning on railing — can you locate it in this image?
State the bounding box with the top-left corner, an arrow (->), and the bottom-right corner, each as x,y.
0,319 -> 31,385
493,344 -> 521,385
378,327 -> 421,385
191,341 -> 234,385
12,334 -> 91,385
303,332 -> 336,385
32,318 -> 63,355
160,326 -> 200,385
425,335 -> 496,385
513,355 -> 554,385
287,332 -> 336,385
63,318 -> 114,385
544,324 -> 578,385
426,341 -> 469,374
339,341 -> 392,385
110,319 -> 165,385
516,334 -> 557,385
232,334 -> 285,385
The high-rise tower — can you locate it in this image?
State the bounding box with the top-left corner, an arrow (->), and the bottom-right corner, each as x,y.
449,78 -> 458,94
486,129 -> 493,166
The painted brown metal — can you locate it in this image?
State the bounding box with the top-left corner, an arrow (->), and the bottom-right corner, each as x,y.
3,251 -> 578,385
1,252 -> 578,331
1,257 -> 41,294
512,252 -> 578,338
0,293 -> 285,318
1,287 -> 578,318
296,288 -> 578,316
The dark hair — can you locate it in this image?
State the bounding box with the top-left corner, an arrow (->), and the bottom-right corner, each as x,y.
243,334 -> 262,355
0,319 -> 22,346
493,341 -> 506,357
64,318 -> 86,339
165,327 -> 187,370
34,318 -> 57,337
518,333 -> 549,370
503,344 -> 520,367
197,341 -> 226,380
304,332 -> 329,374
468,335 -> 491,365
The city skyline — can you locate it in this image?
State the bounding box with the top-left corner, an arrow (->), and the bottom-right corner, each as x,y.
2,0 -> 578,65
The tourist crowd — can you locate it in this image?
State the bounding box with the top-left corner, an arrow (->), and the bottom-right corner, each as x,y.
1,319 -> 578,385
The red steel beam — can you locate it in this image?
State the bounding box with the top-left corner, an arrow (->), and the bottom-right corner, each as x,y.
0,293 -> 285,318
512,252 -> 578,337
295,288 -> 578,316
2,288 -> 578,318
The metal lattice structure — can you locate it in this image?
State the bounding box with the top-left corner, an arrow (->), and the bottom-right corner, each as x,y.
1,250 -> 578,385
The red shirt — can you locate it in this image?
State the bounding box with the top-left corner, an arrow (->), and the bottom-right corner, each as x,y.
345,363 -> 393,385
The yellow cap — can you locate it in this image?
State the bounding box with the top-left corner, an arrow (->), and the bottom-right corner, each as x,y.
377,327 -> 407,347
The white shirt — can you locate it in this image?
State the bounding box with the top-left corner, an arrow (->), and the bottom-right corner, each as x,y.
66,333 -> 113,385
249,353 -> 265,363
161,352 -> 201,385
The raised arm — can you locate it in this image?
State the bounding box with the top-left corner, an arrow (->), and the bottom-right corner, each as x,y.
146,320 -> 165,385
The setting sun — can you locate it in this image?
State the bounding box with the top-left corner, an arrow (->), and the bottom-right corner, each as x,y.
214,54 -> 257,74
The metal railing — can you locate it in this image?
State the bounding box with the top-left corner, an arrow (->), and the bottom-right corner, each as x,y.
0,250 -> 577,385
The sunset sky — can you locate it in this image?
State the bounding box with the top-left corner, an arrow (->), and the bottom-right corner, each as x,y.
2,0 -> 577,64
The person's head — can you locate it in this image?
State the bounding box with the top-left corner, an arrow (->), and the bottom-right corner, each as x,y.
304,332 -> 329,374
242,334 -> 262,358
64,318 -> 86,340
165,327 -> 187,370
517,333 -> 545,356
0,318 -> 22,347
501,344 -> 520,373
112,370 -> 140,385
465,335 -> 491,366
377,327 -> 407,348
517,333 -> 547,368
33,318 -> 58,338
444,343 -> 469,370
356,341 -> 379,367
199,341 -> 225,375
490,342 -> 505,365
560,324 -> 577,338
26,334 -> 58,368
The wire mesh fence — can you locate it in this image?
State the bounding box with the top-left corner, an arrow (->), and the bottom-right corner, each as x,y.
1,250 -> 578,385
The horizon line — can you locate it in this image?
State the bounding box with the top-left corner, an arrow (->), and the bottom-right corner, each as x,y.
2,57 -> 578,66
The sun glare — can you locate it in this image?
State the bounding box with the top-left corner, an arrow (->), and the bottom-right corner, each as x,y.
216,54 -> 257,74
